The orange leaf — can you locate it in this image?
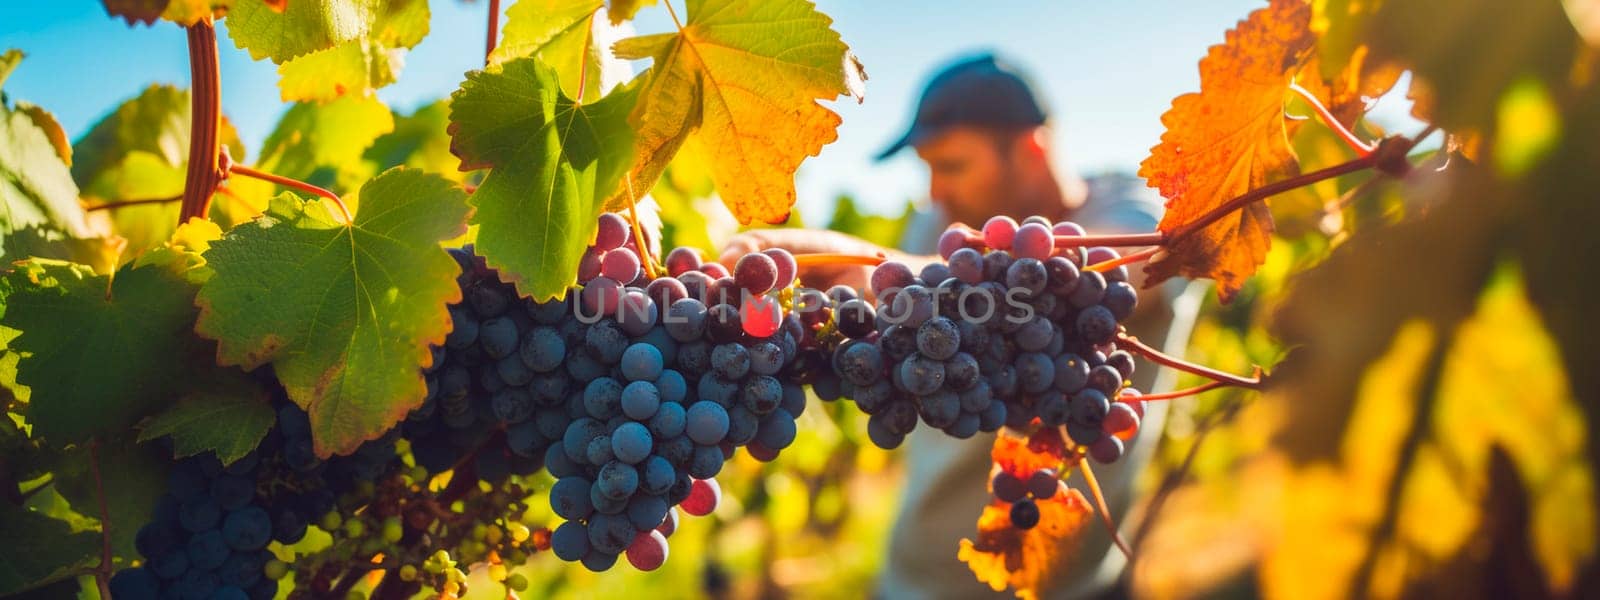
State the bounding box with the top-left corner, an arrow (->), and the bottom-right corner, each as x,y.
959,429 -> 1093,599
1138,0 -> 1317,302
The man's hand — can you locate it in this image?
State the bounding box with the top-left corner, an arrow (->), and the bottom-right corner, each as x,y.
720,229 -> 908,296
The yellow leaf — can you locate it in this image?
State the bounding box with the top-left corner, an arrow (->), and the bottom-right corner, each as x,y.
613,0 -> 857,225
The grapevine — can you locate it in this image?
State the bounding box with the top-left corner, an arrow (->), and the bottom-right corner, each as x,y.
2,0 -> 1597,599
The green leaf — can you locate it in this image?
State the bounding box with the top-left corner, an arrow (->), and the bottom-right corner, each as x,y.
138,371 -> 273,465
2,257 -> 209,445
220,95 -> 394,227
15,103 -> 71,167
611,0 -> 859,224
490,0 -> 602,100
448,57 -> 637,301
195,168 -> 470,456
0,506 -> 99,596
225,0 -> 431,101
70,84 -> 245,256
52,437 -> 170,562
363,99 -> 464,179
1,109 -> 91,240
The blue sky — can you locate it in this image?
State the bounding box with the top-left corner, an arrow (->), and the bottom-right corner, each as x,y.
1,0 -> 1394,222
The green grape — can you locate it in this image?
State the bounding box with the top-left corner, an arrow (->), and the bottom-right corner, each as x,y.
447,567 -> 468,584
506,573 -> 529,592
399,565 -> 419,582
470,523 -> 488,541
263,559 -> 289,581
382,517 -> 404,543
321,512 -> 343,532
485,525 -> 504,545
504,549 -> 528,565
488,563 -> 508,582
343,518 -> 366,538
507,522 -> 531,543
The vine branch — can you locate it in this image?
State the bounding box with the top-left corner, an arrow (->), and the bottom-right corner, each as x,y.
84,195 -> 183,213
792,253 -> 887,268
88,440 -> 113,600
1084,246 -> 1159,273
1130,379 -> 1237,402
228,164 -> 352,225
1288,82 -> 1373,156
1076,458 -> 1133,560
180,16 -> 223,223
485,0 -> 501,65
1116,332 -> 1264,389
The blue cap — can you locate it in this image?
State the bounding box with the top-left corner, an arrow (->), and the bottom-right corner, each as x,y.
875,53 -> 1048,161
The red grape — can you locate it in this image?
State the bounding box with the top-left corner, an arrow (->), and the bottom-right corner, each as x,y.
625,530 -> 669,571
1013,222 -> 1053,260
595,213 -> 629,250
733,252 -> 778,294
601,248 -> 642,282
681,478 -> 720,516
741,294 -> 782,338
982,216 -> 1018,249
700,262 -> 729,279
665,247 -> 701,276
937,227 -> 970,259
763,248 -> 797,289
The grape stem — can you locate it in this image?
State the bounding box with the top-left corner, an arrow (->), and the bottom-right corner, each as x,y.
83,195 -> 183,212
792,253 -> 888,268
622,176 -> 660,279
1074,456 -> 1134,560
179,16 -> 223,223
484,0 -> 500,65
88,440 -> 113,599
227,163 -> 354,225
1083,246 -> 1159,273
1116,332 -> 1264,389
1052,232 -> 1166,248
1288,82 -> 1374,156
1130,379 -> 1236,401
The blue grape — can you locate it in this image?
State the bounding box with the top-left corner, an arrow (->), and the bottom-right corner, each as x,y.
866,414 -> 905,449
563,418 -> 605,464
898,355 -> 946,395
219,550 -> 268,587
780,383 -> 806,417
946,413 -> 981,438
919,390 -> 961,428
834,341 -> 884,387
916,317 -> 961,360
586,435 -> 615,466
747,341 -> 784,375
581,550 -> 619,572
710,343 -> 750,379
583,377 -> 624,420
612,422 -> 654,464
685,401 -> 730,445
1053,353 -> 1090,392
597,460 -> 640,499
627,494 -> 671,531
587,512 -> 636,555
221,507 -> 272,551
585,319 -> 629,364
179,496 -> 222,533
655,369 -> 687,404
519,326 -> 565,372
1015,317 -> 1053,352
649,401 -> 687,439
1016,352 -> 1055,394
491,387 -> 534,423
110,568 -> 160,599
687,444 -> 724,479
641,456 -> 676,494
621,381 -> 661,420
550,477 -> 596,520
185,529 -> 229,570
1070,389 -> 1110,425
620,343 -> 665,382
445,306 -> 479,349
545,442 -> 581,478
478,316 -> 520,358
697,372 -> 739,407
1076,305 -> 1118,345
740,375 -> 783,415
664,298 -> 708,342
1068,270 -> 1107,308
552,521 -> 591,561
726,405 -> 760,446
755,410 -> 797,450
209,475 -> 255,511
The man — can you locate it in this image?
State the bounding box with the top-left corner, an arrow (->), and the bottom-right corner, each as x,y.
723,54 -> 1199,598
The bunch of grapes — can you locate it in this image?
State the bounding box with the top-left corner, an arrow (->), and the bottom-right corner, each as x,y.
534,213 -> 818,572
990,468 -> 1065,530
112,397 -> 398,600
828,216 -> 1148,461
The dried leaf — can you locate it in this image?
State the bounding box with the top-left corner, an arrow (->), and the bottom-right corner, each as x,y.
1138,0 -> 1316,302
959,429 -> 1093,599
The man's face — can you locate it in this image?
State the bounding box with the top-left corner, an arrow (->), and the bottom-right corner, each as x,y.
913,126 -> 1017,225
